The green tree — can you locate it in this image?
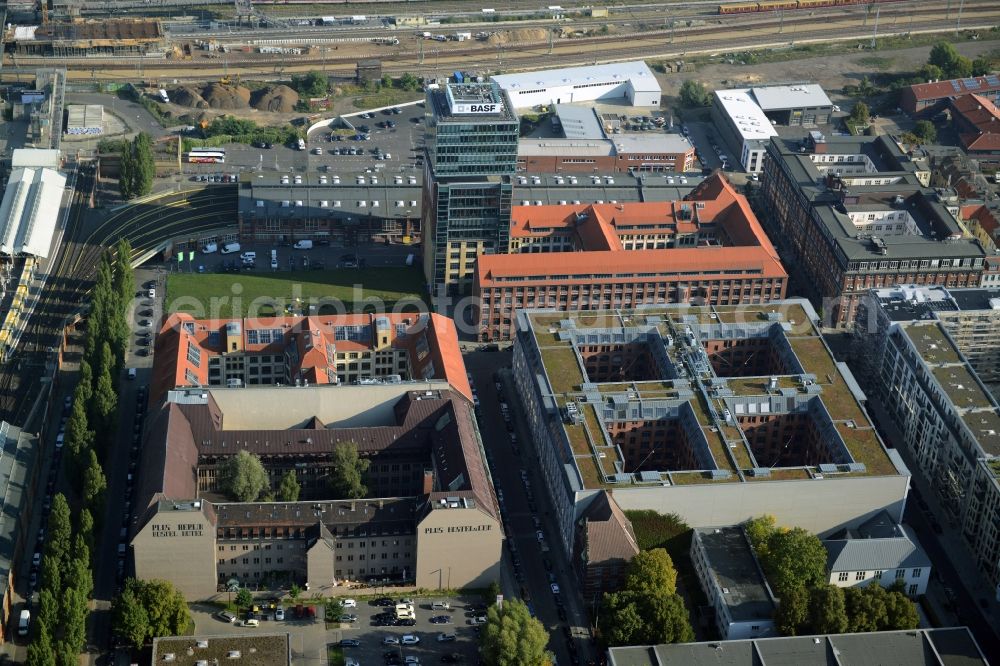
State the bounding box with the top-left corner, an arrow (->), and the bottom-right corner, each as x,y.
40,553 -> 61,593
644,592 -> 694,644
929,41 -> 961,72
289,583 -> 301,602
60,586 -> 88,654
763,527 -> 828,595
913,119 -> 937,143
599,591 -> 646,646
486,580 -> 501,602
64,397 -> 93,463
398,72 -> 420,91
221,450 -> 269,502
328,442 -> 369,499
916,63 -> 944,82
54,642 -> 78,666
622,548 -> 677,596
850,101 -> 871,125
950,55 -> 973,79
132,132 -> 155,197
82,448 -> 107,511
971,56 -> 992,77
290,71 -> 329,97
111,586 -> 149,650
775,583 -> 811,636
845,584 -> 887,633
599,589 -> 691,646
38,588 -> 59,631
68,534 -> 94,598
884,581 -> 920,630
324,598 -> 344,621
235,587 -> 253,612
679,79 -> 711,107
381,73 -> 394,89
809,585 -> 849,634
744,515 -> 777,561
46,494 -> 72,568
118,142 -> 134,200
76,360 -> 93,404
77,508 -> 95,559
276,470 -> 301,502
480,599 -> 551,666
26,619 -> 56,666
91,348 -> 118,450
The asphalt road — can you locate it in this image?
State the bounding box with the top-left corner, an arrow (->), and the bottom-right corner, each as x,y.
464,350 -> 598,666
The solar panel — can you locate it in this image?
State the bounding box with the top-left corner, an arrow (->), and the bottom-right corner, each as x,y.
951,80 -> 962,91
964,78 -> 980,90
986,75 -> 1000,87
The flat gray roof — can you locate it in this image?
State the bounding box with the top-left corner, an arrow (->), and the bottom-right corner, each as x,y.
0,422 -> 34,605
555,103 -> 604,139
607,628 -> 989,666
611,133 -> 693,155
695,527 -> 776,623
752,84 -> 832,111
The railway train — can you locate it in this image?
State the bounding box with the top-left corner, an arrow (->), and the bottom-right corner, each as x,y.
718,0 -> 904,14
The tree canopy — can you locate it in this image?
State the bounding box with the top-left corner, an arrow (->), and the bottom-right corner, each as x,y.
744,516 -> 826,596
328,442 -> 370,499
277,469 -> 301,502
221,450 -> 269,502
849,101 -> 870,125
479,599 -> 551,666
622,549 -> 678,596
928,41 -> 973,79
679,80 -> 711,107
290,71 -> 330,97
111,579 -> 193,650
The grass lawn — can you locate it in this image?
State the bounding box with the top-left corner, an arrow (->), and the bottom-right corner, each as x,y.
166,267 -> 427,319
327,645 -> 345,666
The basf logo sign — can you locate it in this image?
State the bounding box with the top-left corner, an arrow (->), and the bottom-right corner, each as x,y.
453,102 -> 500,114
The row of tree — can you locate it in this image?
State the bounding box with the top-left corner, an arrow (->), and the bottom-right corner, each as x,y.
925,41 -> 993,82
26,495 -> 94,666
118,133 -> 155,200
111,579 -> 193,650
746,515 -> 918,637
598,548 -> 694,646
219,442 -> 369,502
479,599 -> 551,666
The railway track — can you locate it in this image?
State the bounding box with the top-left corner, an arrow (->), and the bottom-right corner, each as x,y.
0,179 -> 236,423
15,0 -> 999,82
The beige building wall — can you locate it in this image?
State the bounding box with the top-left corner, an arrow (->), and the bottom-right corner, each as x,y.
132,504 -> 218,599
306,540 -> 336,589
415,506 -> 502,590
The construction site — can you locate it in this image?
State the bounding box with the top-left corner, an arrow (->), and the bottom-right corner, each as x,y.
4,18 -> 165,57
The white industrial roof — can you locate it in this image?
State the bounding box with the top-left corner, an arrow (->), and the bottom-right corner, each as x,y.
493,61 -> 660,95
0,167 -> 67,259
751,84 -> 832,111
714,89 -> 779,142
612,133 -> 694,155
11,148 -> 61,170
518,139 -> 614,157
12,26 -> 37,41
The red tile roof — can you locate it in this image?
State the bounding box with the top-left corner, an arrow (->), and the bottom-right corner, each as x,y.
151,312 -> 471,404
909,77 -> 1000,103
951,94 -> 1000,153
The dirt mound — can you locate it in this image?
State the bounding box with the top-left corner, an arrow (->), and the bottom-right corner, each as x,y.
171,85 -> 209,109
201,83 -> 251,110
487,28 -> 548,45
250,84 -> 300,113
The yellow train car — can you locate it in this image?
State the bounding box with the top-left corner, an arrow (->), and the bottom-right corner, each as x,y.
719,2 -> 761,14
758,0 -> 800,10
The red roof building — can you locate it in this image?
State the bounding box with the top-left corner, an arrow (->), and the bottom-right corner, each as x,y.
473,174 -> 788,340
949,93 -> 1000,169
151,312 -> 471,404
901,75 -> 1000,115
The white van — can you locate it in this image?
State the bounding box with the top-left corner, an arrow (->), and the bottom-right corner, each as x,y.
293,239 -> 313,250
127,368 -> 137,380
202,242 -> 218,254
240,251 -> 257,263
18,609 -> 30,636
431,601 -> 450,610
221,242 -> 241,254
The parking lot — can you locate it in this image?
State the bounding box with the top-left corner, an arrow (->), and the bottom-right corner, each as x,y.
184,103 -> 426,180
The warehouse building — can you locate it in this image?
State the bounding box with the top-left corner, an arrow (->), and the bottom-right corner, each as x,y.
511,300 -> 910,560
474,174 -> 788,340
749,83 -> 833,126
150,312 -> 470,405
131,383 -> 501,599
761,133 -> 986,326
711,88 -> 778,173
853,284 -> 1000,592
493,61 -> 660,110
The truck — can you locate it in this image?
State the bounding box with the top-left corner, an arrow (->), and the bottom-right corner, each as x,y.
220,242 -> 241,254
453,71 -> 464,84
293,239 -> 313,250
158,89 -> 170,103
202,242 -> 218,254
296,137 -> 307,151
454,32 -> 472,42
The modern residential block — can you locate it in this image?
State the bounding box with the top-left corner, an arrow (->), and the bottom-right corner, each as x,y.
511,300 -> 909,559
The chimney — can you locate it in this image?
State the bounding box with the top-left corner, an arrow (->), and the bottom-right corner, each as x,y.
422,468 -> 435,494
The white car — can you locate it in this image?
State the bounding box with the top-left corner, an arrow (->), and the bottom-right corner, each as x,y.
342,598 -> 357,608
383,636 -> 400,645
242,618 -> 259,627
550,583 -> 561,595
274,607 -> 285,621
401,634 -> 420,645
147,288 -> 156,299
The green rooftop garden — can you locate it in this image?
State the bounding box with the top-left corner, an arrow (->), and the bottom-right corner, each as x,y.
540,346 -> 584,394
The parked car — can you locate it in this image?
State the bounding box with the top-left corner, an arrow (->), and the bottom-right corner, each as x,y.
342,598 -> 357,608
216,610 -> 237,624
340,639 -> 360,647
401,634 -> 420,645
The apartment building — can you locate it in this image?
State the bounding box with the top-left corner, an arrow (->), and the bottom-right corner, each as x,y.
690,526 -> 777,641
150,312 -> 470,405
949,93 -> 1000,171
131,384 -> 501,598
474,174 -> 788,340
510,300 -> 909,559
573,490 -> 639,598
900,74 -> 1000,115
762,133 -> 986,326
853,285 -> 1000,591
823,510 -> 931,597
